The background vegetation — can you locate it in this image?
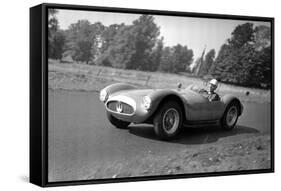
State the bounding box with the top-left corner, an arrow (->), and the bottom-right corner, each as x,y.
48,9 -> 272,89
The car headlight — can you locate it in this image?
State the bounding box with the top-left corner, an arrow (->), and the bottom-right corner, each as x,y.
143,96 -> 151,110
100,89 -> 108,102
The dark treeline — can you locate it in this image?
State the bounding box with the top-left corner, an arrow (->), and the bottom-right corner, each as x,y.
210,23 -> 271,88
48,10 -> 193,74
48,9 -> 271,89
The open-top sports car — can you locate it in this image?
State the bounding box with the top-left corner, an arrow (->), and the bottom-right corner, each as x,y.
100,83 -> 243,140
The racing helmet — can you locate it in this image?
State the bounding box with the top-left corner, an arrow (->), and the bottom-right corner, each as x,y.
209,79 -> 218,87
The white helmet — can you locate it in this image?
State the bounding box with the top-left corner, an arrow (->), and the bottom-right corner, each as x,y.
209,79 -> 218,87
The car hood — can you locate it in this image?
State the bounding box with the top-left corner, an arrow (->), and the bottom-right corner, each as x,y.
110,89 -> 157,100
109,88 -> 199,100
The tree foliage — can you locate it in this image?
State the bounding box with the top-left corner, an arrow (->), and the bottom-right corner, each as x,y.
254,25 -> 271,50
228,23 -> 254,49
158,44 -> 193,73
149,37 -> 164,71
47,12 -> 271,89
48,9 -> 58,39
65,20 -> 104,64
96,25 -> 136,68
211,23 -> 271,88
49,30 -> 66,60
100,24 -> 125,54
48,9 -> 65,59
172,44 -> 194,73
198,49 -> 215,76
129,15 -> 160,70
96,15 -> 161,70
158,47 -> 174,72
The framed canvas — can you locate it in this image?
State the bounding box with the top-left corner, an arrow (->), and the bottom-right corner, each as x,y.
30,3 -> 274,187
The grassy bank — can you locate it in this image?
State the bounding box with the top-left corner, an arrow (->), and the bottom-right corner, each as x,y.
85,133 -> 270,179
48,60 -> 270,103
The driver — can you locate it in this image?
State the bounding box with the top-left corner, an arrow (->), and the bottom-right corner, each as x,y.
200,79 -> 220,101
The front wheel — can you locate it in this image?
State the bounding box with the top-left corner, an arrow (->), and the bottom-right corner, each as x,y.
221,101 -> 239,130
153,101 -> 183,140
107,112 -> 130,129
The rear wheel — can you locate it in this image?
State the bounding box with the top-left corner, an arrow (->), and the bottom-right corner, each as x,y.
107,112 -> 130,129
153,101 -> 183,140
221,101 -> 239,130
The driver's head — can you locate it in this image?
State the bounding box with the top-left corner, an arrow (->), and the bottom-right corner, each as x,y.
208,79 -> 218,92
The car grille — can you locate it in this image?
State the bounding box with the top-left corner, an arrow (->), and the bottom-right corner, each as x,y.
107,101 -> 134,115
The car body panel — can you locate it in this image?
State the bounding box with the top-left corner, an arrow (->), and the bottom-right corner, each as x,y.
101,83 -> 243,124
107,90 -> 151,123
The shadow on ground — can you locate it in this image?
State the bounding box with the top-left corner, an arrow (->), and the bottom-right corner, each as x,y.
129,125 -> 259,145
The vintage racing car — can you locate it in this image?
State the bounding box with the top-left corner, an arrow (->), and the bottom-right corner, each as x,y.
100,83 -> 243,140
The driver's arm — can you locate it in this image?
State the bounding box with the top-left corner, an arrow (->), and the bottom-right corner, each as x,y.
199,88 -> 208,94
209,93 -> 220,101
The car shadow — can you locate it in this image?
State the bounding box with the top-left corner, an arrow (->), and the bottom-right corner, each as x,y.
128,124 -> 260,145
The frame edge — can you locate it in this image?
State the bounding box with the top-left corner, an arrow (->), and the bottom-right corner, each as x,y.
30,4 -> 45,187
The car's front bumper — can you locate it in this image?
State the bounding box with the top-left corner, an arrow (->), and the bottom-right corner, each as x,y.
105,95 -> 152,123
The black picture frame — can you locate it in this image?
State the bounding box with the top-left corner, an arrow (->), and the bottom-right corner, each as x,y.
30,3 -> 274,187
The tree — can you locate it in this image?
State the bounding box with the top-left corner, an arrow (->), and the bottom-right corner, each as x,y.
158,47 -> 174,72
65,20 -> 104,64
209,44 -> 230,76
50,30 -> 66,60
96,25 -> 136,68
211,22 -> 271,88
228,23 -> 254,48
199,49 -> 216,76
212,23 -> 255,83
257,46 -> 271,87
48,9 -> 64,59
48,9 -> 58,39
149,37 -> 164,71
158,44 -> 193,73
100,24 -> 125,54
172,44 -> 194,73
191,57 -> 202,74
96,15 -> 160,70
254,25 -> 271,50
251,25 -> 271,87
128,15 -> 160,70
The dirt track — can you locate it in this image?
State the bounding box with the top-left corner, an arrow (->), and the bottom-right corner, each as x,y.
48,90 -> 271,182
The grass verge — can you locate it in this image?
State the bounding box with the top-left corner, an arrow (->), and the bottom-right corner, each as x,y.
85,133 -> 271,179
48,60 -> 270,103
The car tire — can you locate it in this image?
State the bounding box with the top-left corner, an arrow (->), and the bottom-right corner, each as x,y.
221,101 -> 239,130
153,101 -> 183,140
107,112 -> 130,129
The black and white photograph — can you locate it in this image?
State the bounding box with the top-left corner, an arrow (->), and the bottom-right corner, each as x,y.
47,6 -> 273,183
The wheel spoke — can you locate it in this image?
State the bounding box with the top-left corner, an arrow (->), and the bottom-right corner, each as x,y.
226,106 -> 238,126
162,108 -> 180,134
